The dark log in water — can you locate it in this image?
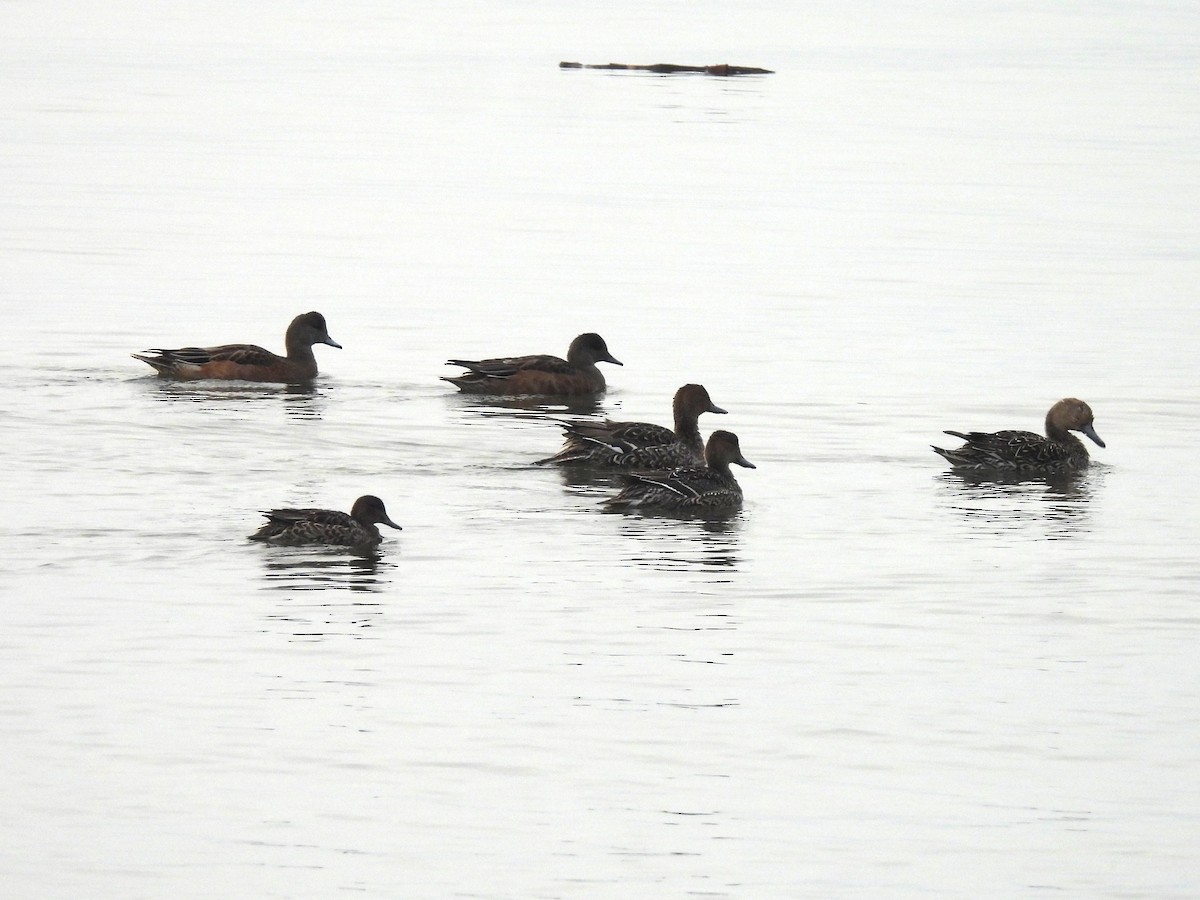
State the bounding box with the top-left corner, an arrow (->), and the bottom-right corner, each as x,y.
559,61 -> 774,76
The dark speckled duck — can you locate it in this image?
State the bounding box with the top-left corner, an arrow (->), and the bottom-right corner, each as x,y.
133,311 -> 341,383
605,429 -> 755,513
538,383 -> 727,468
441,332 -> 622,396
249,495 -> 401,548
932,397 -> 1105,474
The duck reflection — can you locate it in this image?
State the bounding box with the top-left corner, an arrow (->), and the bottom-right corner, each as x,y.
258,547 -> 394,591
140,378 -> 329,419
553,465 -> 625,491
446,392 -> 607,418
936,466 -> 1102,539
615,513 -> 743,574
257,550 -> 393,639
279,385 -> 328,420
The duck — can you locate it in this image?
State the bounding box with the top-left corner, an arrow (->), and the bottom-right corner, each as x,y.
248,495 -> 401,548
605,429 -> 755,513
932,397 -> 1105,473
133,311 -> 341,382
441,332 -> 622,396
538,383 -> 727,467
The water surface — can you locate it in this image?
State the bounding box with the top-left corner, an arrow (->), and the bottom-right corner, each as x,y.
3,2 -> 1199,897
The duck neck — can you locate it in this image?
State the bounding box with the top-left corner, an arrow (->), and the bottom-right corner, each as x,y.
580,362 -> 604,387
1046,420 -> 1088,460
355,521 -> 382,544
673,408 -> 703,450
285,339 -> 318,364
707,458 -> 733,478
1046,415 -> 1076,445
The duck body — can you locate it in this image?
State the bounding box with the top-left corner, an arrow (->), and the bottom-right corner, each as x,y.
249,495 -> 401,548
539,383 -> 726,468
933,398 -> 1105,473
133,311 -> 341,383
442,332 -> 621,396
605,429 -> 755,513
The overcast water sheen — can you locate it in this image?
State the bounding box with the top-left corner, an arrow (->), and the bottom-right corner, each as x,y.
3,2 -> 1199,897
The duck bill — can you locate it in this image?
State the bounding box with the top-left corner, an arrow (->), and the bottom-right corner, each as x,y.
604,354 -> 623,366
1081,423 -> 1105,448
382,517 -> 402,530
323,336 -> 343,349
735,455 -> 756,469
709,404 -> 728,415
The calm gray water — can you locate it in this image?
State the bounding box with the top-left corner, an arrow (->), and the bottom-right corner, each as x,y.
3,2 -> 1199,897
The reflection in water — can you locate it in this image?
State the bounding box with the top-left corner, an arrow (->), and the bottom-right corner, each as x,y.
553,465 -> 625,491
256,549 -> 394,640
139,378 -> 328,419
614,514 -> 743,575
446,392 -> 607,418
279,387 -> 327,421
257,548 -> 393,592
936,466 -> 1103,539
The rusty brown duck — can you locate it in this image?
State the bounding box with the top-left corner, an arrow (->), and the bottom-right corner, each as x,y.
442,332 -> 621,396
134,312 -> 340,383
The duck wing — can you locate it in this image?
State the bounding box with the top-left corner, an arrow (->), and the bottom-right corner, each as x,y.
938,429 -> 1073,468
538,419 -> 681,466
569,419 -> 676,453
261,507 -> 355,527
250,507 -> 367,545
447,353 -> 572,378
145,343 -> 279,367
625,465 -> 722,499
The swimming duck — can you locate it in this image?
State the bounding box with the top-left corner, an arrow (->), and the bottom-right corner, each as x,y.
133,311 -> 341,382
932,397 -> 1105,473
248,495 -> 401,547
441,332 -> 622,396
605,429 -> 755,513
538,383 -> 727,467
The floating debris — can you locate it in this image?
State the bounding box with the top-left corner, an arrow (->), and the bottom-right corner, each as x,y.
559,61 -> 773,76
